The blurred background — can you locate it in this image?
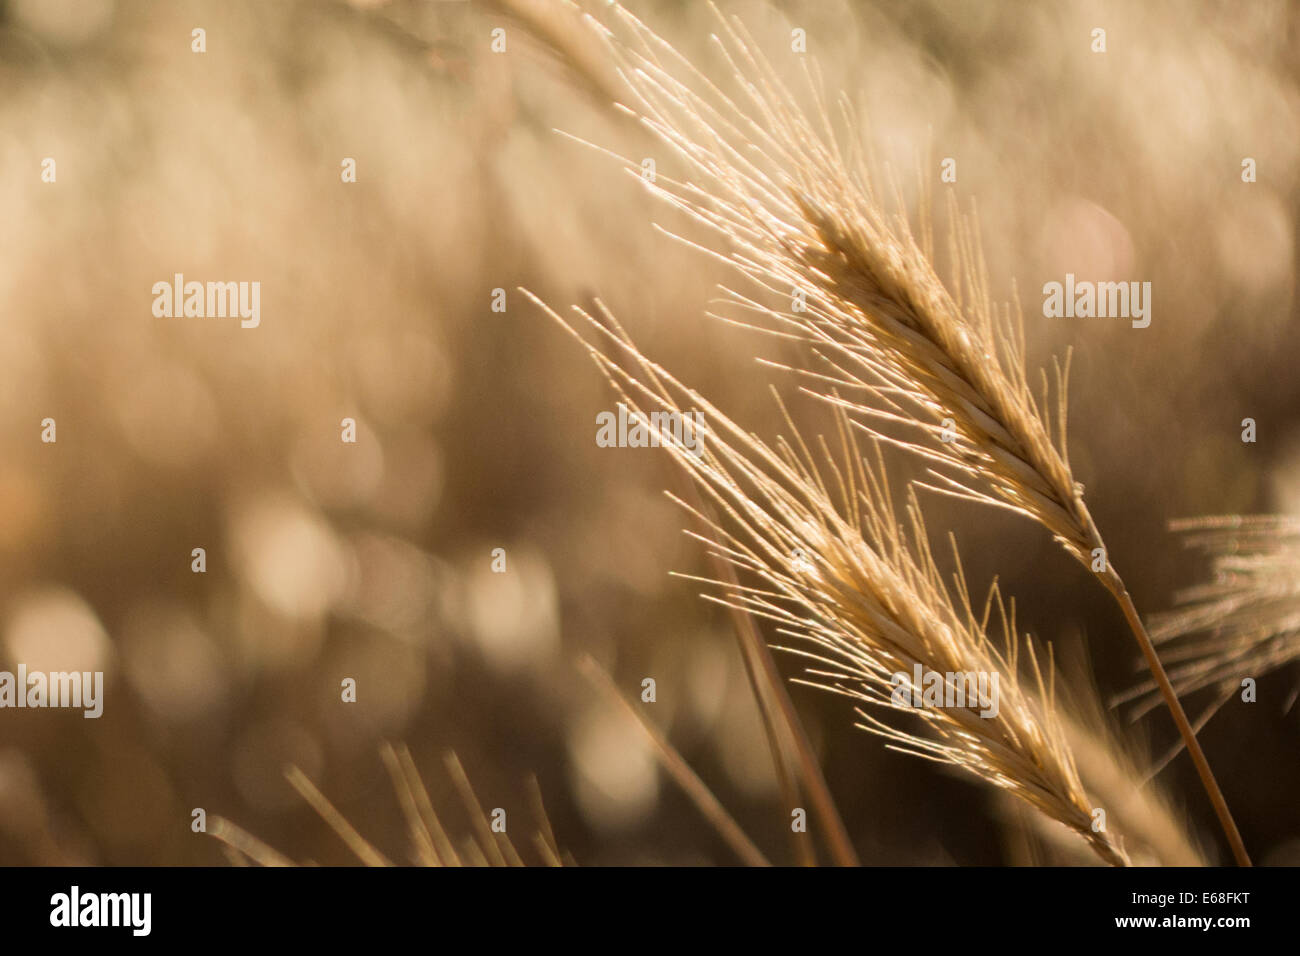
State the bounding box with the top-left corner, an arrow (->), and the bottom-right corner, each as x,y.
0,0 -> 1297,865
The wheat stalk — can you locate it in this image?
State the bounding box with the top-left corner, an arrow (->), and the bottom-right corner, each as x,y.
578,653 -> 773,866
563,0 -> 1249,865
527,291 -> 1134,866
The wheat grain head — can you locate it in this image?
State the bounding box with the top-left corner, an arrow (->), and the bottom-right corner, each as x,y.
527,291 -> 1131,866
570,2 -> 1093,563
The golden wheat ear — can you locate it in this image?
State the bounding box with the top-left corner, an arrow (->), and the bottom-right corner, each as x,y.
561,1 -> 1249,866
1119,515 -> 1300,719
527,291 -> 1133,866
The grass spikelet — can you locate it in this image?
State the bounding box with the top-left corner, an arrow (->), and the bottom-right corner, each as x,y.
583,2 -> 1088,560
526,291 -> 1130,867
1122,515 -> 1300,718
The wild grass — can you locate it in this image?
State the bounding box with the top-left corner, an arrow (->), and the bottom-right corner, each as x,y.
1120,515 -> 1300,720
531,0 -> 1248,865
527,292 -> 1137,865
209,743 -> 566,867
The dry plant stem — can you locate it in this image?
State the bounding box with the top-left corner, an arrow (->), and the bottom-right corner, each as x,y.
727,597 -> 814,866
213,745 -> 565,867
720,580 -> 858,866
381,746 -> 439,866
1144,687 -> 1234,785
285,765 -> 393,867
395,743 -> 462,866
208,816 -> 294,867
1096,564 -> 1251,867
715,572 -> 813,865
696,494 -> 857,866
681,483 -> 812,864
526,775 -> 564,868
444,752 -> 525,867
578,653 -> 772,867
